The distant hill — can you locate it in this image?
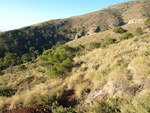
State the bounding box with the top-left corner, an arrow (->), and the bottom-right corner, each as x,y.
0,0 -> 150,59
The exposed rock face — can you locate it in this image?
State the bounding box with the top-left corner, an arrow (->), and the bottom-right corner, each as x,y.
127,18 -> 145,24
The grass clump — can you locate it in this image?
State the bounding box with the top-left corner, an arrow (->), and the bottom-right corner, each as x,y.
113,26 -> 126,33
120,32 -> 134,40
101,38 -> 117,48
135,27 -> 143,36
91,98 -> 121,113
52,102 -> 75,113
18,65 -> 27,71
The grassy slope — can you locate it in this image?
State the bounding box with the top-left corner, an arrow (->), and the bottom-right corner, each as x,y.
1,18 -> 150,112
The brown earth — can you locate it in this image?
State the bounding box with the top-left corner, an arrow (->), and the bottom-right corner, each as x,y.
61,89 -> 76,107
16,78 -> 34,89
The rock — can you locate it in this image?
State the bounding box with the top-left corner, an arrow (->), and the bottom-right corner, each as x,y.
84,88 -> 91,93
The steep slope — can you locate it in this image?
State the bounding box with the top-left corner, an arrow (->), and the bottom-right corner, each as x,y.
1,17 -> 150,112
0,1 -> 150,60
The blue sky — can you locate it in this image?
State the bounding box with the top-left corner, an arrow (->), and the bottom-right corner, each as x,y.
0,0 -> 129,31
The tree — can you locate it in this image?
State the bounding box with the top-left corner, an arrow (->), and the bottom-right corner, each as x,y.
4,53 -> 20,66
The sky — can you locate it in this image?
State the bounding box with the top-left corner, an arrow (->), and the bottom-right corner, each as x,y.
0,0 -> 130,31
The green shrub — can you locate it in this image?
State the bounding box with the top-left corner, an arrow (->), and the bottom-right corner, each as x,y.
113,26 -> 125,33
101,38 -> 117,49
120,32 -> 134,40
52,102 -> 75,113
89,42 -> 101,49
0,88 -> 17,97
40,45 -> 81,78
91,98 -> 121,113
40,93 -> 61,106
135,27 -> 143,36
144,17 -> 150,27
18,65 -> 27,71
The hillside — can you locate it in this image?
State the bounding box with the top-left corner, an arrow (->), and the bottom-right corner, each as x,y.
1,15 -> 150,112
0,0 -> 150,61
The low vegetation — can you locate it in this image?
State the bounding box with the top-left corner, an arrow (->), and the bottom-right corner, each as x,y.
113,26 -> 126,33
120,32 -> 134,40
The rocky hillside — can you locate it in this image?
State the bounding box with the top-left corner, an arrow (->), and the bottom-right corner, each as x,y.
1,15 -> 150,112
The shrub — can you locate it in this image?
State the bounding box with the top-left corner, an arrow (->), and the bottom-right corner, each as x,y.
0,88 -> 17,97
120,32 -> 134,40
113,26 -> 125,33
135,27 -> 143,36
40,93 -> 61,106
18,65 -> 27,71
40,45 -> 81,78
91,98 -> 121,113
144,17 -> 150,27
52,102 -> 75,113
101,38 -> 117,49
89,42 -> 101,49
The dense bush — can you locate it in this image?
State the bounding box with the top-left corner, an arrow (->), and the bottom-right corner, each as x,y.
135,27 -> 143,36
89,42 -> 101,49
40,45 -> 83,78
40,93 -> 61,106
120,32 -> 134,40
113,26 -> 125,33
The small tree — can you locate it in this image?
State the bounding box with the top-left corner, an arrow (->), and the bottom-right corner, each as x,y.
40,45 -> 80,78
